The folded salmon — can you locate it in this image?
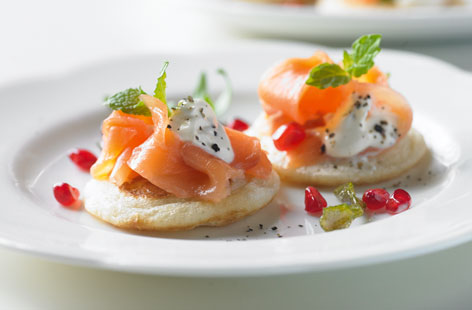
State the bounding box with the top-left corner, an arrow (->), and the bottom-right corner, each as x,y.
257,50 -> 412,168
91,95 -> 271,202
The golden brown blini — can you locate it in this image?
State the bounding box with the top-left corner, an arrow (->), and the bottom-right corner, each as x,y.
84,171 -> 280,231
249,115 -> 427,186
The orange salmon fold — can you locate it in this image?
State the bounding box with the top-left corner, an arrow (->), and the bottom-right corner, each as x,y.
257,51 -> 412,168
258,51 -> 390,125
91,95 -> 272,202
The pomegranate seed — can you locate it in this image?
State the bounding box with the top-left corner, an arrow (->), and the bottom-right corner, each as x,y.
305,186 -> 327,213
227,118 -> 249,131
53,183 -> 81,210
69,149 -> 97,172
272,122 -> 306,151
362,188 -> 390,211
386,189 -> 411,214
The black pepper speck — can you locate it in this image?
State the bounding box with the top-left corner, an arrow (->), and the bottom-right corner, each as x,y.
211,144 -> 220,152
374,124 -> 385,136
320,144 -> 326,154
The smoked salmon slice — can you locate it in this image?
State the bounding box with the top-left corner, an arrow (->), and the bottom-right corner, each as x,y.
257,51 -> 412,168
90,110 -> 154,184
258,51 -> 389,125
91,95 -> 272,202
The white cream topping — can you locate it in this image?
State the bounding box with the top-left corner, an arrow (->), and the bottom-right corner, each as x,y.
323,93 -> 400,158
168,97 -> 235,163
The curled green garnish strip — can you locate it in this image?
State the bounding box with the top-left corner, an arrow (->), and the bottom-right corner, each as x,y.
105,61 -> 169,116
214,69 -> 232,116
306,34 -> 382,89
193,72 -> 216,111
320,204 -> 355,232
154,61 -> 170,115
193,68 -> 232,116
320,182 -> 365,232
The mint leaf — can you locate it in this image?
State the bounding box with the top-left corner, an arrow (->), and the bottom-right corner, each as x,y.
154,61 -> 169,105
104,61 -> 170,116
306,63 -> 351,89
345,34 -> 382,78
105,87 -> 151,116
214,68 -> 232,116
342,50 -> 353,72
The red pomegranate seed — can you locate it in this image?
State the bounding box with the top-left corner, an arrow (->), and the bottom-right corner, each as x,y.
386,189 -> 411,214
53,183 -> 81,210
362,188 -> 390,211
227,118 -> 250,131
69,149 -> 97,172
272,122 -> 306,151
305,186 -> 327,213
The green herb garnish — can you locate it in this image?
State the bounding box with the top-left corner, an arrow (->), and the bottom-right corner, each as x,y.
213,69 -> 232,116
320,182 -> 365,231
105,61 -> 169,116
306,34 -> 382,89
344,34 -> 382,78
104,87 -> 150,116
320,204 -> 356,232
154,61 -> 169,106
333,182 -> 365,217
193,72 -> 216,111
105,63 -> 232,117
305,63 -> 351,90
193,68 -> 232,116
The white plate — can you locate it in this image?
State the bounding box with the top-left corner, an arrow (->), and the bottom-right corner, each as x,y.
198,0 -> 472,41
2,41 -> 472,276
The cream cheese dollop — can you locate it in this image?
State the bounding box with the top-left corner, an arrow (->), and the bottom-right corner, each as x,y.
168,97 -> 235,163
324,93 -> 400,158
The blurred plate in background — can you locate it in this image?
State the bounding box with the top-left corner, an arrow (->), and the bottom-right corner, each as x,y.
197,0 -> 472,42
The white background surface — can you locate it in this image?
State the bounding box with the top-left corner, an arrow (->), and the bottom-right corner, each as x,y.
2,0 -> 472,309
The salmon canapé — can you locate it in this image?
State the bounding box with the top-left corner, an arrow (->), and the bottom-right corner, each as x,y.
91,95 -> 272,202
257,51 -> 413,168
